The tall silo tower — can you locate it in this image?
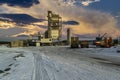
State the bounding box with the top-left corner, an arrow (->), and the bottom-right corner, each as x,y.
67,28 -> 72,45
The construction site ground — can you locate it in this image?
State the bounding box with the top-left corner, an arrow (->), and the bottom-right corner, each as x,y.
0,46 -> 120,80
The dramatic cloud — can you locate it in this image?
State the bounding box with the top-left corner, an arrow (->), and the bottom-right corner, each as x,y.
0,14 -> 45,24
0,0 -> 120,38
12,24 -> 46,37
0,21 -> 16,29
0,0 -> 40,8
0,23 -> 25,37
53,0 -> 101,7
81,0 -> 100,6
0,21 -> 46,37
63,20 -> 79,25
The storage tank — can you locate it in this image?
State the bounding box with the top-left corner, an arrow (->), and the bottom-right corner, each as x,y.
67,28 -> 71,45
38,32 -> 41,40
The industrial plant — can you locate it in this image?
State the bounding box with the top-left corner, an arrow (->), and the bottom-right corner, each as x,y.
0,11 -> 120,48
28,11 -> 63,46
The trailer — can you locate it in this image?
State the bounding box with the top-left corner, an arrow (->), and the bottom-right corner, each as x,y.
80,41 -> 89,48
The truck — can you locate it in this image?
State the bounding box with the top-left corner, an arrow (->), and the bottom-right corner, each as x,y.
70,37 -> 79,48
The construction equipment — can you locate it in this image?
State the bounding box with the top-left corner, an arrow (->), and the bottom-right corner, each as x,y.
108,37 -> 113,47
96,33 -> 107,41
80,41 -> 89,48
95,33 -> 113,48
95,33 -> 106,47
71,37 -> 79,48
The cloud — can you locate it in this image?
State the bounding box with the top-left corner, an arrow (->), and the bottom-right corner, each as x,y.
81,0 -> 100,6
11,24 -> 46,37
0,0 -> 120,38
54,0 -> 101,7
0,21 -> 46,37
0,25 -> 25,38
63,20 -> 79,25
0,0 -> 40,8
0,21 -> 16,29
0,14 -> 45,24
0,17 -> 12,21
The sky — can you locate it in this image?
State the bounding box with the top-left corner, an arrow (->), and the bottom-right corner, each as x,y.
0,0 -> 120,38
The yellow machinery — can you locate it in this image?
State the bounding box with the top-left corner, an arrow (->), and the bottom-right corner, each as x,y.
71,37 -> 79,48
80,41 -> 89,48
40,38 -> 52,46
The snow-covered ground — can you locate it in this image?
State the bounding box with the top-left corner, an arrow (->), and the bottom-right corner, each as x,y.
0,46 -> 34,80
0,46 -> 120,80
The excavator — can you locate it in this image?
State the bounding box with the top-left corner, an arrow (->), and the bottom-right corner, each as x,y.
95,33 -> 112,48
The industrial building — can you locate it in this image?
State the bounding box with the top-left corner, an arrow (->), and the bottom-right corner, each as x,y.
47,11 -> 62,40
28,11 -> 63,46
0,38 -> 27,47
1,11 -> 120,48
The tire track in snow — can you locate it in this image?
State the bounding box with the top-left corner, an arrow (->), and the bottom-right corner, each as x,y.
33,53 -> 51,80
29,47 -> 120,80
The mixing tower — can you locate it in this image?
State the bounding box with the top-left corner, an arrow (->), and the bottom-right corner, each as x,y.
47,11 -> 62,41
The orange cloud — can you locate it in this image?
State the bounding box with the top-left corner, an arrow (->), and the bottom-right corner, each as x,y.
11,24 -> 46,37
1,0 -> 120,38
0,21 -> 16,29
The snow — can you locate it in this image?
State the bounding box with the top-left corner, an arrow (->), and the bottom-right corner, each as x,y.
30,46 -> 120,80
77,47 -> 120,64
0,46 -> 120,80
0,46 -> 34,80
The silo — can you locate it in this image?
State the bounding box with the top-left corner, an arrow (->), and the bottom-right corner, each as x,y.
38,32 -> 41,40
67,28 -> 72,45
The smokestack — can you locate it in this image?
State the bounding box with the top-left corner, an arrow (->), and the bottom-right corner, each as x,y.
38,32 -> 41,40
67,28 -> 72,45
